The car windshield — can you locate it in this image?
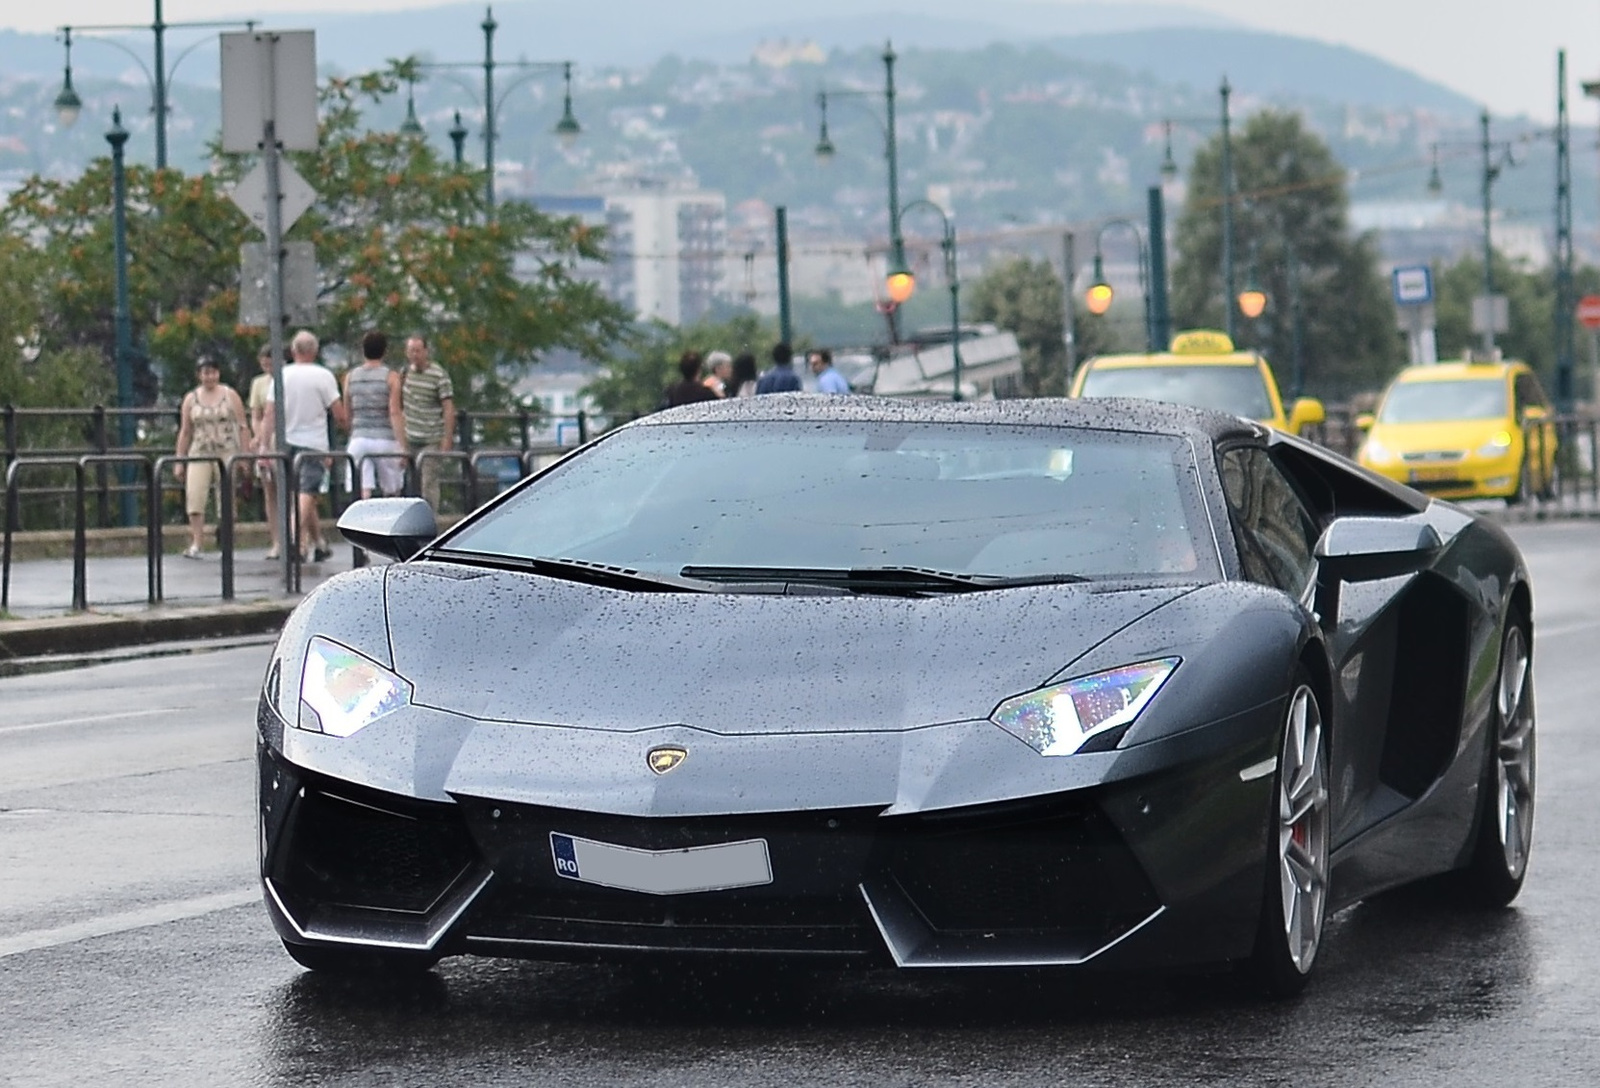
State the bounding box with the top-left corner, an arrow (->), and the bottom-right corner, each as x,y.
1378,379 -> 1508,423
443,421 -> 1215,582
1078,364 -> 1275,421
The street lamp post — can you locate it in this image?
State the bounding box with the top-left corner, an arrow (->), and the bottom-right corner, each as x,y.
413,6 -> 581,213
1159,79 -> 1238,339
107,108 -> 137,526
1083,219 -> 1153,351
1428,110 -> 1516,355
898,199 -> 962,401
815,42 -> 908,340
448,110 -> 468,165
55,2 -> 257,168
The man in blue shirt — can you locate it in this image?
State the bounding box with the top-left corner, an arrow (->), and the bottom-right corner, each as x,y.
809,349 -> 851,394
755,342 -> 803,394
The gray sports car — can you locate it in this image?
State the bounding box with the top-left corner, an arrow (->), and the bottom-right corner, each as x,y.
257,396 -> 1536,996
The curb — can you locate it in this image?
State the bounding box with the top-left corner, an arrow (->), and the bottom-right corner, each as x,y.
0,599 -> 295,661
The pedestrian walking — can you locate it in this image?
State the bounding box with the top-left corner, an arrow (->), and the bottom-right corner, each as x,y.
808,348 -> 851,394
662,351 -> 721,408
247,343 -> 283,559
271,329 -> 348,562
343,330 -> 406,499
728,353 -> 759,398
755,342 -> 803,394
702,350 -> 733,397
173,357 -> 251,559
398,334 -> 456,511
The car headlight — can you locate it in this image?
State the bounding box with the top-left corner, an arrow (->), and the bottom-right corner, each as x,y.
298,636 -> 412,738
1477,430 -> 1513,458
1361,438 -> 1392,465
990,657 -> 1180,756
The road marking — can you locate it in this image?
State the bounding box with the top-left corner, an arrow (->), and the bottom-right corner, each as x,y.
1536,618 -> 1600,641
0,706 -> 194,736
0,887 -> 259,959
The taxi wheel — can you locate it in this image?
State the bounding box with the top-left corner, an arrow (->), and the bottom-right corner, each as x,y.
1537,457 -> 1560,501
1508,458 -> 1531,505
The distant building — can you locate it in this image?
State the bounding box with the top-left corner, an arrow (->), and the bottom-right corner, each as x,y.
526,187 -> 728,326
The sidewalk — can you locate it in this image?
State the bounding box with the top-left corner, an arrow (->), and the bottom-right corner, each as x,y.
0,543 -> 359,661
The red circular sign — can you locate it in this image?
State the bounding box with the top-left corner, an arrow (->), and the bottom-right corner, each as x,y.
1578,294 -> 1600,329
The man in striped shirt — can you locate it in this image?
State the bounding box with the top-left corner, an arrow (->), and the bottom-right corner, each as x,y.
399,335 -> 456,511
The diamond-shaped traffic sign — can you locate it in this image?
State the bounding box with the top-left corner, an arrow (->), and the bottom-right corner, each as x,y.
229,159 -> 317,236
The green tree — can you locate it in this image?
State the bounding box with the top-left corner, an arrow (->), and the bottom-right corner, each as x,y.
1,63 -> 630,415
1432,252 -> 1600,393
967,256 -> 1110,395
1171,110 -> 1397,401
0,235 -> 112,438
585,312 -> 779,422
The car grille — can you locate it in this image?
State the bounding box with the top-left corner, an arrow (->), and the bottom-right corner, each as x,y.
1401,451 -> 1465,463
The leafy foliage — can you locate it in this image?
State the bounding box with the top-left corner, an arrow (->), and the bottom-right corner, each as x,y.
0,63 -> 631,418
1170,110 -> 1397,401
1431,252 -> 1600,391
967,256 -> 1120,396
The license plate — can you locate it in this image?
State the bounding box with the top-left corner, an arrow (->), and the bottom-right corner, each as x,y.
1409,466 -> 1457,483
550,832 -> 773,895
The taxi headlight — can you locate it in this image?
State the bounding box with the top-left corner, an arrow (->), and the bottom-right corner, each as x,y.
1477,431 -> 1514,458
298,636 -> 412,737
990,658 -> 1180,756
1361,438 -> 1393,465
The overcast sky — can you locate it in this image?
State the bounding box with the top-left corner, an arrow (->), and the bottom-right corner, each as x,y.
5,0 -> 1596,122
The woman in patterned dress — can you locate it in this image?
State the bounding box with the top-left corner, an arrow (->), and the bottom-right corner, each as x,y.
174,358 -> 252,558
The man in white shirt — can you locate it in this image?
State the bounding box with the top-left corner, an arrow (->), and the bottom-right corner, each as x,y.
267,330 -> 349,562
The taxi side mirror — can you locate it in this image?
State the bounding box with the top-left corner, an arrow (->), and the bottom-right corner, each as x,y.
1355,413 -> 1376,431
1287,397 -> 1326,434
1522,405 -> 1549,422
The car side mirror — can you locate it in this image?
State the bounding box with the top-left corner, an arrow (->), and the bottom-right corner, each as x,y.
337,497 -> 438,561
1314,516 -> 1442,583
1354,413 -> 1375,431
1287,397 -> 1326,434
1522,405 -> 1548,423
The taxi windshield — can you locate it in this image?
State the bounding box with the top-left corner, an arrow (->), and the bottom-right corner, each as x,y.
1079,364 -> 1274,421
1379,379 -> 1507,423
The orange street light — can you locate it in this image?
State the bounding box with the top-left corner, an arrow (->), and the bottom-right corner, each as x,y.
1084,252 -> 1115,315
1238,287 -> 1267,319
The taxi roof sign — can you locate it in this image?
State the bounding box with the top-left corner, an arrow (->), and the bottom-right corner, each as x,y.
1170,330 -> 1235,355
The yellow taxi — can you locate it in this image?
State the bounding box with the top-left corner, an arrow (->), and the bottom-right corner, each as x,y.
1357,359 -> 1558,503
1069,329 -> 1326,435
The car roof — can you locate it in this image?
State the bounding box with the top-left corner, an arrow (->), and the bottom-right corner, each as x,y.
1392,361 -> 1522,383
1084,352 -> 1264,370
635,393 -> 1265,446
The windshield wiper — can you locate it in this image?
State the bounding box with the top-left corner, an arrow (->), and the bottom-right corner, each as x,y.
427,549 -> 710,593
679,565 -> 1088,594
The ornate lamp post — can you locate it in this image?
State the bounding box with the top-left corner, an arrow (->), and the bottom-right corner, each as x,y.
1084,219 -> 1153,351
895,199 -> 963,401
107,108 -> 137,525
815,42 -> 909,339
55,2 -> 257,168
411,6 -> 581,212
1159,79 -> 1238,339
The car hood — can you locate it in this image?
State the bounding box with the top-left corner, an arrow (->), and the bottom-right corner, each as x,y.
1370,419 -> 1508,451
384,562 -> 1194,734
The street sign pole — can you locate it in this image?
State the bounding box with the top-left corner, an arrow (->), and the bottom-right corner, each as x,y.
223,29 -> 317,594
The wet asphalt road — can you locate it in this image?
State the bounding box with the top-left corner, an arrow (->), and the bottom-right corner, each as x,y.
2,520 -> 1599,1087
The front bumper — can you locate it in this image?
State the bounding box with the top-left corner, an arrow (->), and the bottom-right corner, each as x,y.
1363,451 -> 1520,500
259,699 -> 1279,972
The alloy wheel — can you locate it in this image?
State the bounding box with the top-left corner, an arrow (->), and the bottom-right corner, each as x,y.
1495,625 -> 1536,880
1277,684 -> 1329,975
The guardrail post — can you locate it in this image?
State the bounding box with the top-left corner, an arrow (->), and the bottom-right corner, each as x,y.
577,410 -> 588,444
91,406 -> 110,528
219,454 -> 235,601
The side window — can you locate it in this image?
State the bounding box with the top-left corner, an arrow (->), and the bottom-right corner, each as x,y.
1219,447 -> 1319,599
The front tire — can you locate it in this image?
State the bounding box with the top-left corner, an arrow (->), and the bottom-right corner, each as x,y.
1248,678 -> 1330,998
1460,616 -> 1536,907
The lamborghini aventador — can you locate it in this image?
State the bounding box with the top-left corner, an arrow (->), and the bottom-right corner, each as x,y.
257,395 -> 1536,997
